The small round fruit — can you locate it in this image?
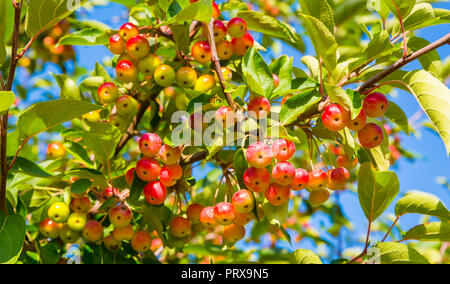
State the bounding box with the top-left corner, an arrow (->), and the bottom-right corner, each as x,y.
309,189 -> 330,207
136,157 -> 161,181
104,235 -> 122,251
273,74 -> 280,89
217,41 -> 234,60
82,220 -> 104,242
40,218 -> 63,239
102,187 -> 119,199
231,33 -> 254,56
125,168 -> 135,186
336,155 -> 358,170
215,106 -> 236,128
346,108 -> 367,131
321,104 -> 349,132
176,66 -> 198,88
119,23 -> 139,41
170,217 -> 192,238
243,167 -> 271,193
358,123 -> 384,149
154,64 -> 176,87
234,211 -> 255,226
265,183 -> 290,206
47,142 -> 66,159
113,224 -> 135,241
227,17 -> 247,38
200,206 -> 217,228
363,92 -> 389,118
48,202 -> 70,223
139,133 -> 162,158
211,20 -> 227,42
110,114 -> 128,132
81,110 -> 101,123
126,35 -> 150,59
245,142 -> 273,168
67,213 -> 87,232
109,34 -> 126,55
214,67 -> 233,82
159,144 -> 182,165
290,168 -> 309,191
191,41 -> 211,64
187,203 -> 204,224
248,96 -> 271,119
116,95 -> 138,117
159,164 -> 183,187
232,190 -> 255,213
131,231 -> 152,253
116,60 -> 138,83
194,74 -> 216,93
212,1 -> 220,20
214,202 -> 236,225
223,224 -> 245,243
109,205 -> 133,228
138,54 -> 162,77
144,181 -> 167,205
308,169 -> 329,191
328,167 -> 350,190
272,139 -> 296,161
59,224 -> 81,243
272,161 -> 296,186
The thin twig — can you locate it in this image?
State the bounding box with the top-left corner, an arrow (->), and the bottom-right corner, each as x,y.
381,216 -> 400,243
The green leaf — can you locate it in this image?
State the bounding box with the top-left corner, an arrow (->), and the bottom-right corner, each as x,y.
57,28 -> 114,46
237,10 -> 305,53
280,90 -> 322,126
71,179 -> 93,195
403,70 -> 450,155
8,156 -> 54,178
140,205 -> 165,240
382,0 -> 416,19
298,0 -> 335,33
403,3 -> 436,31
407,37 -> 443,80
25,0 -> 89,38
357,163 -> 400,222
17,99 -> 103,142
0,91 -> 15,114
157,0 -> 212,26
384,101 -> 409,135
0,212 -> 26,263
64,141 -> 93,166
233,149 -> 248,190
129,171 -> 147,202
270,55 -> 293,97
82,122 -> 121,166
299,14 -> 337,73
403,222 -> 450,242
290,249 -> 322,264
0,39 -> 5,66
395,191 -> 449,220
374,242 -> 430,264
52,74 -> 81,100
129,3 -> 155,26
0,0 -> 14,43
262,199 -> 289,227
334,0 -> 367,26
242,47 -> 274,98
170,23 -> 191,55
301,55 -> 320,78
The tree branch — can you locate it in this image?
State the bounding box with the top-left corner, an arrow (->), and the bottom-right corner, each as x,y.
180,151 -> 207,167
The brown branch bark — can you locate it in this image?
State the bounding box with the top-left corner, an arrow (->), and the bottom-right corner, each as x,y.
180,151 -> 207,166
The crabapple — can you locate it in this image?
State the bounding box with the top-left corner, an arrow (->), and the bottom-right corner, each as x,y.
116,60 -> 138,83
273,74 -> 280,89
308,169 -> 328,191
40,218 -> 63,239
214,67 -> 233,82
243,167 -> 271,193
159,164 -> 183,187
131,231 -> 152,253
67,213 -> 87,232
358,123 -> 384,148
154,64 -> 176,87
265,183 -> 290,206
212,2 -> 220,20
125,167 -> 135,186
272,139 -> 296,161
248,96 -> 271,119
321,104 -> 349,132
290,168 -> 310,191
170,217 -> 192,238
245,142 -> 273,168
328,167 -> 350,190
336,155 -> 358,170
47,142 -> 66,159
191,41 -> 211,64
234,211 -> 255,226
109,205 -> 133,228
102,187 -> 119,199
214,202 -> 236,225
227,18 -> 247,38
59,224 -> 81,243
113,224 -> 135,241
189,112 -> 208,132
81,110 -> 101,123
116,95 -> 138,117
211,20 -> 227,42
136,157 -> 161,181
346,108 -> 367,131
159,144 -> 181,165
82,220 -> 104,242
176,66 -> 198,88
118,53 -> 135,64
137,54 -> 161,77
309,189 -> 330,207
126,35 -> 150,59
272,161 -> 296,185
231,33 -> 254,56
232,189 -> 255,213
194,74 -> 216,93
109,34 -> 126,55
200,206 -> 217,228
143,181 -> 167,205
48,202 -> 70,223
139,133 -> 162,158
363,92 -> 388,118
119,23 -> 139,41
187,204 -> 204,224
104,235 -> 122,251
217,40 -> 234,60
223,224 -> 245,243
215,106 -> 236,127
110,114 -> 128,132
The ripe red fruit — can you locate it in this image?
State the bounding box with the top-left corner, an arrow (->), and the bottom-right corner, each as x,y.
243,167 -> 271,193
200,206 -> 217,228
217,40 -> 234,60
232,190 -> 255,213
308,169 -> 328,191
227,17 -> 247,38
136,157 -> 161,181
309,189 -> 330,207
109,34 -> 126,54
272,139 -> 296,161
116,60 -> 138,83
126,35 -> 150,59
248,96 -> 271,119
170,217 -> 192,238
113,224 -> 135,241
272,161 -> 296,185
40,218 -> 63,239
273,74 -> 280,89
82,220 -> 104,242
186,203 -> 204,224
290,168 -> 310,191
265,183 -> 290,206
109,205 -> 133,228
102,187 -> 119,199
363,92 -> 389,118
358,123 -> 384,148
47,142 -> 66,159
214,202 -> 236,225
104,235 -> 122,251
191,41 -> 211,64
245,142 -> 273,168
215,106 -> 236,127
159,164 -> 183,187
71,197 -> 91,213
231,33 -> 254,56
144,181 -> 167,205
211,20 -> 227,42
321,104 -> 349,132
223,224 -> 245,243
119,23 -> 139,41
131,231 -> 152,253
346,108 -> 367,131
233,211 -> 255,226
328,167 -> 350,190
336,155 -> 358,169
189,112 -> 207,132
139,133 -> 162,158
159,144 -> 182,165
212,2 -> 220,20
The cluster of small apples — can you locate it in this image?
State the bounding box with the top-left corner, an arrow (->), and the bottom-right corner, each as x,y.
41,21 -> 75,64
321,92 -> 389,149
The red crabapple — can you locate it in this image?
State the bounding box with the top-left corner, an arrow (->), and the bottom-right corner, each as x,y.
358,123 -> 384,148
126,35 -> 150,59
144,181 -> 167,205
136,157 -> 161,181
308,169 -> 328,191
290,168 -> 310,191
191,41 -> 211,64
200,206 -> 217,228
109,205 -> 133,228
47,142 -> 66,159
227,18 -> 247,38
217,40 -> 234,60
248,96 -> 271,119
346,108 -> 367,131
125,168 -> 135,186
113,224 -> 135,241
223,224 -> 245,243
245,142 -> 273,168
233,211 -> 255,226
363,92 -> 389,118
231,33 -> 254,56
82,220 -> 104,242
131,231 -> 152,253
139,133 -> 162,158
211,20 -> 227,42
321,104 -> 349,132
159,164 -> 183,187
40,218 -> 63,239
119,23 -> 139,41
116,60 -> 138,83
109,34 -> 126,54
272,139 -> 296,161
71,196 -> 91,213
187,203 -> 204,224
102,187 -> 119,199
170,217 -> 192,238
214,202 -> 236,225
104,235 -> 122,251
232,189 -> 255,213
273,74 -> 280,89
309,189 -> 330,207
159,144 -> 182,165
215,106 -> 236,127
272,161 -> 296,185
265,183 -> 290,206
327,167 -> 350,190
212,2 -> 220,20
336,155 -> 358,170
243,167 -> 271,193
